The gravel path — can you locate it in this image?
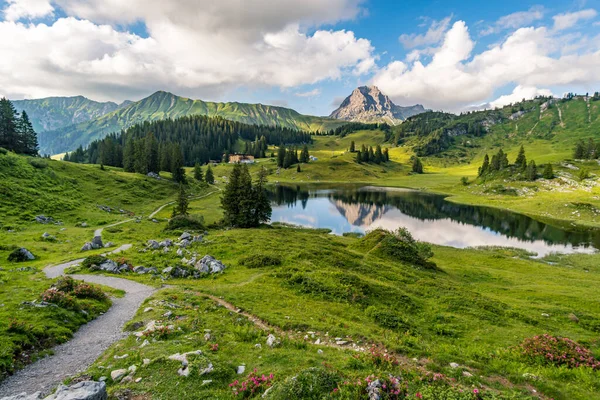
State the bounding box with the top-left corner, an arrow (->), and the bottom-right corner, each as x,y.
0,247 -> 153,397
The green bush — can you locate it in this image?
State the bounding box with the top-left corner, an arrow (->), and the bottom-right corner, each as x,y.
266,367 -> 339,400
28,158 -> 48,169
239,254 -> 282,268
53,276 -> 77,292
359,228 -> 435,268
73,283 -> 107,301
165,215 -> 205,231
81,255 -> 108,269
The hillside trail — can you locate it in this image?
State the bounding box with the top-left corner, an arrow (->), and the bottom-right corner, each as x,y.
0,188 -> 224,397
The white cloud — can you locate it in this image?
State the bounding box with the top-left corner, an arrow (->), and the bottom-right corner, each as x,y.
3,0 -> 53,21
553,9 -> 597,31
399,16 -> 451,49
0,0 -> 375,102
480,6 -> 544,36
489,85 -> 553,109
295,88 -> 321,97
373,19 -> 600,111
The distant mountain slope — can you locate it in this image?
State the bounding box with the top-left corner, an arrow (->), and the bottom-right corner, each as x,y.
12,96 -> 128,133
330,86 -> 426,124
39,91 -> 345,155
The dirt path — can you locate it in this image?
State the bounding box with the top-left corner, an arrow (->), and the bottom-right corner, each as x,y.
557,104 -> 565,127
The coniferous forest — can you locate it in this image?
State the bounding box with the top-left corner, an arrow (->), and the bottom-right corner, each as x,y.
64,115 -> 312,171
0,98 -> 38,156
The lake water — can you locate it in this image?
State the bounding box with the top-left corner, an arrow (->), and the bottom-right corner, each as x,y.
268,185 -> 600,257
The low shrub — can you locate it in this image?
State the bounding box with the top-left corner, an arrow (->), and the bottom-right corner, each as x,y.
266,367 -> 339,399
73,283 -> 107,301
28,158 -> 48,169
53,276 -> 77,293
40,288 -> 79,310
239,254 -> 282,269
359,228 -> 435,268
229,369 -> 274,398
81,255 -> 107,269
165,215 -> 205,231
520,334 -> 600,369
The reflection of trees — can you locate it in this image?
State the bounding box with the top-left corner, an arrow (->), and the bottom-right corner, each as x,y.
268,185 -> 600,249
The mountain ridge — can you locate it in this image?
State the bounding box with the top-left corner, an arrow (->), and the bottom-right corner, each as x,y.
330,86 -> 426,124
37,91 -> 346,155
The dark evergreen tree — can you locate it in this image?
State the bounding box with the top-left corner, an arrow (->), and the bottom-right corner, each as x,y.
221,164 -> 271,228
542,163 -> 554,179
349,141 -> 355,153
145,132 -> 160,173
525,160 -> 537,181
296,164 -> 301,172
574,140 -> 585,159
515,145 -> 527,171
172,184 -> 189,217
205,166 -> 214,184
123,138 -> 135,172
18,111 -> 38,155
375,145 -> 383,164
478,154 -> 490,176
383,148 -> 390,162
411,156 -> 424,174
0,98 -> 19,153
194,163 -> 204,181
300,145 -> 310,163
134,139 -> 147,174
251,167 -> 272,226
356,150 -> 362,164
170,145 -> 186,183
277,146 -> 286,168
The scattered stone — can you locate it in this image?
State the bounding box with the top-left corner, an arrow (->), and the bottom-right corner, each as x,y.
140,340 -> 150,348
237,365 -> 245,375
91,235 -> 103,249
128,365 -> 137,373
44,381 -> 107,400
204,332 -> 211,341
151,218 -> 159,223
266,334 -> 278,348
317,349 -> 323,354
35,215 -> 56,224
199,363 -> 214,375
462,371 -> 473,377
80,222 -> 89,228
541,313 -> 550,318
144,307 -> 153,313
336,340 -> 348,346
194,255 -> 226,274
176,249 -> 183,256
180,232 -> 192,241
111,369 -> 128,382
103,242 -> 114,248
147,240 -> 160,249
254,344 -> 262,349
135,378 -> 142,383
159,239 -> 173,248
366,379 -> 382,400
179,239 -> 191,248
314,338 -> 321,345
162,267 -> 173,275
114,354 -> 129,359
449,363 -> 460,369
147,172 -> 161,180
201,380 -> 212,386
143,359 -> 151,365
94,260 -> 120,273
81,243 -> 93,251
98,377 -> 107,382
0,393 -> 42,400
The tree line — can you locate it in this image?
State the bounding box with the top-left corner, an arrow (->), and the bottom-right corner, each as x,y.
0,98 -> 38,156
276,145 -> 310,169
352,143 -> 390,164
478,146 -> 553,181
65,114 -> 312,169
573,139 -> 600,160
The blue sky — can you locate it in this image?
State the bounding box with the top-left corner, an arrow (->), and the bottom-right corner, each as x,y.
2,0 -> 600,114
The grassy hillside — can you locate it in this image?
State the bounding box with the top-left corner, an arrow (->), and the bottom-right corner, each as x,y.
39,91 -> 345,155
12,96 -> 125,134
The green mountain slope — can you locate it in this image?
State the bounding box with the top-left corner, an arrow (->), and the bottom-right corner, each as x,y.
393,95 -> 600,163
12,96 -> 127,134
39,91 -> 345,155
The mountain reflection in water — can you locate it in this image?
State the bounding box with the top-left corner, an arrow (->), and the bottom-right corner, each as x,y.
268,185 -> 599,256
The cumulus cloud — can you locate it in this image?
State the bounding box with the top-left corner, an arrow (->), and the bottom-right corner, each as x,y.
480,6 -> 544,36
489,85 -> 553,109
553,9 -> 597,31
399,16 -> 452,49
0,0 -> 375,102
3,0 -> 53,21
373,17 -> 600,111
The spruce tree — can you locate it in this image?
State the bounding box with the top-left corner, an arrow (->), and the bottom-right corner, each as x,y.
134,139 -> 147,174
221,164 -> 242,226
300,145 -> 309,163
123,138 -> 135,172
515,145 -> 527,171
18,111 -> 38,155
375,145 -> 383,164
171,145 -> 186,183
277,146 -> 286,168
172,183 -> 189,217
349,141 -> 355,153
145,132 -> 160,173
251,167 -> 272,226
479,154 -> 490,176
411,156 -> 424,174
194,163 -> 204,181
383,148 -> 389,162
0,98 -> 18,152
542,163 -> 554,179
525,160 -> 537,181
205,166 -> 215,184
296,164 -> 301,172
574,140 -> 585,159
356,150 -> 362,163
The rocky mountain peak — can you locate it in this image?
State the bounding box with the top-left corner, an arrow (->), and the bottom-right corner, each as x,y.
330,86 -> 426,124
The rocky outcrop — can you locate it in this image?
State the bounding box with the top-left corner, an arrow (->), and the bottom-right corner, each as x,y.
329,86 -> 425,124
0,381 -> 107,400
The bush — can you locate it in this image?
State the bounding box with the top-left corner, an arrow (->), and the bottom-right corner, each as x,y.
229,369 -> 274,398
360,228 -> 435,268
520,334 -> 600,369
40,288 -> 79,310
28,159 -> 48,169
73,283 -> 107,301
53,276 -> 77,292
460,176 -> 470,186
81,255 -> 107,269
165,215 -> 205,231
239,254 -> 282,269
266,367 -> 339,399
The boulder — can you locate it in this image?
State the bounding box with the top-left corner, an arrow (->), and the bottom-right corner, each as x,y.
80,222 -> 89,228
194,255 -> 226,274
159,239 -> 173,248
162,267 -> 173,275
44,381 -> 107,400
103,242 -> 114,248
80,243 -> 93,252
266,334 -> 278,348
111,369 -> 128,382
0,392 -> 42,400
147,172 -> 161,180
180,232 -> 192,241
147,240 -> 160,249
91,236 -> 103,249
35,215 -> 53,224
8,248 -> 35,262
98,260 -> 119,273
366,379 -> 382,400
179,239 -> 191,248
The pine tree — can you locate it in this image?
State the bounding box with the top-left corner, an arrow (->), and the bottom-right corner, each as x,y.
574,140 -> 585,159
525,160 -> 537,181
134,139 -> 147,174
296,164 -> 301,172
159,144 -> 170,172
383,148 -> 389,162
145,132 -> 160,173
356,150 -> 362,163
411,156 -> 424,174
300,145 -> 309,163
277,146 -> 286,168
221,164 -> 242,226
375,145 -> 383,164
18,111 -> 38,155
542,163 -> 554,179
0,98 -> 18,152
205,166 -> 215,184
283,150 -> 292,169
194,163 -> 204,181
478,154 -> 490,176
123,138 -> 135,172
349,141 -> 355,153
171,145 -> 186,183
251,167 -> 272,226
172,183 -> 189,217
515,145 -> 527,171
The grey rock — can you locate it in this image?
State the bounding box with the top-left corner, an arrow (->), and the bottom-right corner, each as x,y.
179,239 -> 191,248
159,239 -> 173,248
147,240 -> 160,249
103,242 -> 114,248
81,243 -> 93,251
366,379 -> 382,400
91,236 -> 103,249
0,392 -> 42,399
179,232 -> 192,241
266,334 -> 278,348
194,255 -> 226,274
449,362 -> 460,369
44,381 -> 107,400
110,369 -> 127,382
147,172 -> 161,180
162,267 -> 173,274
237,365 -> 245,374
80,222 -> 89,228
98,260 -> 119,273
176,249 -> 183,256
12,248 -> 35,261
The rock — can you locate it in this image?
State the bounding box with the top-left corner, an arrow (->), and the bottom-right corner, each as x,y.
569,313 -> 579,323
0,393 -> 43,400
98,377 -> 106,382
162,267 -> 173,275
91,236 -> 103,249
314,338 -> 321,345
317,349 -> 323,354
80,222 -> 89,228
237,365 -> 245,374
110,369 -> 127,382
151,218 -> 159,223
144,307 -> 153,313
179,239 -> 191,248
128,365 -> 137,373
140,340 -> 150,348
541,313 -> 550,318
35,215 -> 54,224
180,232 -> 192,240
159,239 -> 173,248
147,240 -> 160,249
98,260 -> 119,273
147,172 -> 161,180
336,340 -> 348,346
194,255 -> 226,274
462,371 -> 473,378
204,332 -> 211,341
163,247 -> 170,253
254,343 -> 262,349
81,243 -> 93,251
143,359 -> 151,365
366,379 -> 382,400
449,363 -> 460,369
103,242 -> 114,248
114,354 -> 128,359
199,363 -> 214,375
44,381 -> 107,400
201,380 -> 212,386
135,378 -> 142,383
8,248 -> 35,262
266,334 -> 278,348
176,249 -> 183,256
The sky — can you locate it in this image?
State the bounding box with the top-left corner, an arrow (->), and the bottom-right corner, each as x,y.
1,0 -> 600,115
